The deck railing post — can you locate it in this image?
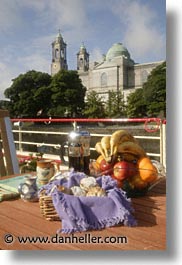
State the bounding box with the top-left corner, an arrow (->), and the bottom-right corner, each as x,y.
159,121 -> 166,169
160,121 -> 163,166
0,110 -> 20,175
18,123 -> 23,152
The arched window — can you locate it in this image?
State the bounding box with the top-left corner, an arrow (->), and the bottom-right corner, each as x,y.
55,48 -> 59,59
141,70 -> 149,83
79,58 -> 83,67
61,49 -> 64,58
101,72 -> 107,87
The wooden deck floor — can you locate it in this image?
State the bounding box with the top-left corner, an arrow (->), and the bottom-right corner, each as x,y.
0,178 -> 166,250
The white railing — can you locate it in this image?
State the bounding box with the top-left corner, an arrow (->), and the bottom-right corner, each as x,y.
10,118 -> 166,168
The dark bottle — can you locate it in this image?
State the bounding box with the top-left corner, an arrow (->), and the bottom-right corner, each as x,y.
68,142 -> 82,172
80,130 -> 90,175
83,156 -> 90,175
67,128 -> 91,174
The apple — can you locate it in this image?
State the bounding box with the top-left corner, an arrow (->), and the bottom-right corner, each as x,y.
111,174 -> 124,188
113,161 -> 137,180
100,159 -> 113,175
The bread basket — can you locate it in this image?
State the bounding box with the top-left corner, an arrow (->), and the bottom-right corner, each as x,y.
39,189 -> 60,221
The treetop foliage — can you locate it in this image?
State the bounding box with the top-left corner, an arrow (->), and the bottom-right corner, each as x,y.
4,69 -> 86,118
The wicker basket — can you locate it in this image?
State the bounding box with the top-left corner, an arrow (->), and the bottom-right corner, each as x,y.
39,160 -> 166,220
39,189 -> 60,221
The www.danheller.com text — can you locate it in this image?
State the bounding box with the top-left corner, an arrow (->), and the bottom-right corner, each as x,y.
4,233 -> 128,244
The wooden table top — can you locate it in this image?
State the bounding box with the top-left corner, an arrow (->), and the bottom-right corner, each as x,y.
0,174 -> 166,250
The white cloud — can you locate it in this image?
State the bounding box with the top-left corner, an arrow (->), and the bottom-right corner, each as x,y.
46,0 -> 91,46
110,0 -> 166,62
49,0 -> 88,29
0,0 -> 22,33
14,0 -> 90,34
17,0 -> 46,11
6,0 -> 91,56
19,54 -> 50,74
90,47 -> 103,63
124,24 -> 165,61
0,51 -> 51,99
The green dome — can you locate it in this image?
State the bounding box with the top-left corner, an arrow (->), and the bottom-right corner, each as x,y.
106,43 -> 130,61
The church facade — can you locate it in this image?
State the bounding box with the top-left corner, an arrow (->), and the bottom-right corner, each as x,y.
51,32 -> 164,101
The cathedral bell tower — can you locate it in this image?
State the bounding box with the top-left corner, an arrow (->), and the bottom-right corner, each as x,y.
51,30 -> 68,76
77,43 -> 89,72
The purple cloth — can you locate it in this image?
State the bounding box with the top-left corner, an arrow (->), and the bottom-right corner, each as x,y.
39,171 -> 137,234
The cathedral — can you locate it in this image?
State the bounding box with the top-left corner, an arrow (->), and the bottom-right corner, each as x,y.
51,31 -> 164,101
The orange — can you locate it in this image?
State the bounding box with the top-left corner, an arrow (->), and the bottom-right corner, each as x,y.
138,157 -> 158,183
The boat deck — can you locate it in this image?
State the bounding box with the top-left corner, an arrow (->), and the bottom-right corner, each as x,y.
0,176 -> 166,250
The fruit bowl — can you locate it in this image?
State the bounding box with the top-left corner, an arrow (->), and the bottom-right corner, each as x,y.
90,158 -> 166,198
92,129 -> 166,198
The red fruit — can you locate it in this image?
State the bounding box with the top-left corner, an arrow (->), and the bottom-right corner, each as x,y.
111,174 -> 123,188
100,159 -> 113,175
113,161 -> 137,180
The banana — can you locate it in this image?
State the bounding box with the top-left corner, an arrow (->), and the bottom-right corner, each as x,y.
95,130 -> 146,163
95,142 -> 106,160
110,130 -> 137,156
117,141 -> 146,159
101,135 -> 111,159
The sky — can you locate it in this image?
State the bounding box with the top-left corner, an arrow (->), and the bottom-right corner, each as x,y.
0,0 -> 166,99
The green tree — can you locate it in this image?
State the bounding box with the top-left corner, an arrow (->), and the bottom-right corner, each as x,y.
0,100 -> 9,110
4,70 -> 51,117
84,91 -> 106,118
126,61 -> 166,118
105,90 -> 126,118
126,88 -> 147,117
143,61 -> 166,117
49,70 -> 86,117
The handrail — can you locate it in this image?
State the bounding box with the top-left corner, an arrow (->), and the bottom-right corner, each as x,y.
12,129 -> 160,139
10,117 -> 166,168
11,117 -> 164,124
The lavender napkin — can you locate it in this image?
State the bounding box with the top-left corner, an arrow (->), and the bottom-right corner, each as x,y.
39,171 -> 137,233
